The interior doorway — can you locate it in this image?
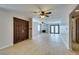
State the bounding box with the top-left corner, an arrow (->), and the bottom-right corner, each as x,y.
13,17 -> 29,44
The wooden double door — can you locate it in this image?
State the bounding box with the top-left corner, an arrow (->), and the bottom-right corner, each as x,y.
14,17 -> 29,44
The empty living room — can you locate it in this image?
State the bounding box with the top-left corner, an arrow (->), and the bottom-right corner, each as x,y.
0,1 -> 79,59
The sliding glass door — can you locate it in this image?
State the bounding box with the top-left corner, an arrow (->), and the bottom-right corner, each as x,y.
50,24 -> 60,34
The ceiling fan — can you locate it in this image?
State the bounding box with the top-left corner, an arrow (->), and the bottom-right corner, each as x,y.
33,6 -> 52,18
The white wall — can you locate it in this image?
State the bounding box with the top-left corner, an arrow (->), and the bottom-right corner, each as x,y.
32,17 -> 41,39
32,22 -> 41,38
46,5 -> 77,49
61,4 -> 77,49
41,24 -> 49,33
0,9 -> 29,49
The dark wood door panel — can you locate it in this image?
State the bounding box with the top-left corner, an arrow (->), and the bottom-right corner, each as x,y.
14,17 -> 29,44
76,18 -> 79,43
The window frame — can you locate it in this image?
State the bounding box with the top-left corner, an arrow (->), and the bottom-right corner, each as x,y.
50,24 -> 60,34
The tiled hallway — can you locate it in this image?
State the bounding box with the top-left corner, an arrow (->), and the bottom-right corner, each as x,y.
0,33 -> 75,55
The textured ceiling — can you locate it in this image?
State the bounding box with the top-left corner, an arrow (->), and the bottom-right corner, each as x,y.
0,4 -> 68,17
0,4 -> 72,23
71,5 -> 79,17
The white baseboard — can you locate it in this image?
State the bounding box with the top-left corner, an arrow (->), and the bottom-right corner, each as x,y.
0,43 -> 13,50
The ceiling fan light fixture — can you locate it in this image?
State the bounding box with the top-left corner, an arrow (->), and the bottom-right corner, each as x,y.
40,15 -> 45,18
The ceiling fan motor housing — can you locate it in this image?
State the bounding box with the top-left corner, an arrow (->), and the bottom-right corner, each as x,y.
40,11 -> 45,15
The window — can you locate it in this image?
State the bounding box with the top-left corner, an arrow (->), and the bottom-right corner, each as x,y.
50,24 -> 60,34
38,24 -> 41,32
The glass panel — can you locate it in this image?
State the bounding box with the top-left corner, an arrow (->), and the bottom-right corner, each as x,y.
51,26 -> 54,33
55,25 -> 58,33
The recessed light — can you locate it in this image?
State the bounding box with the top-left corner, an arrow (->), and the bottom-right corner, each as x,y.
75,10 -> 79,12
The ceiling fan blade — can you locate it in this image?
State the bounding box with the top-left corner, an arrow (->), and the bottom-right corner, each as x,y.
45,15 -> 49,17
33,11 -> 38,13
45,9 -> 53,12
46,12 -> 52,14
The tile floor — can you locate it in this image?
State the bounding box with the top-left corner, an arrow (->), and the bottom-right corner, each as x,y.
0,33 -> 76,55
72,42 -> 79,54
